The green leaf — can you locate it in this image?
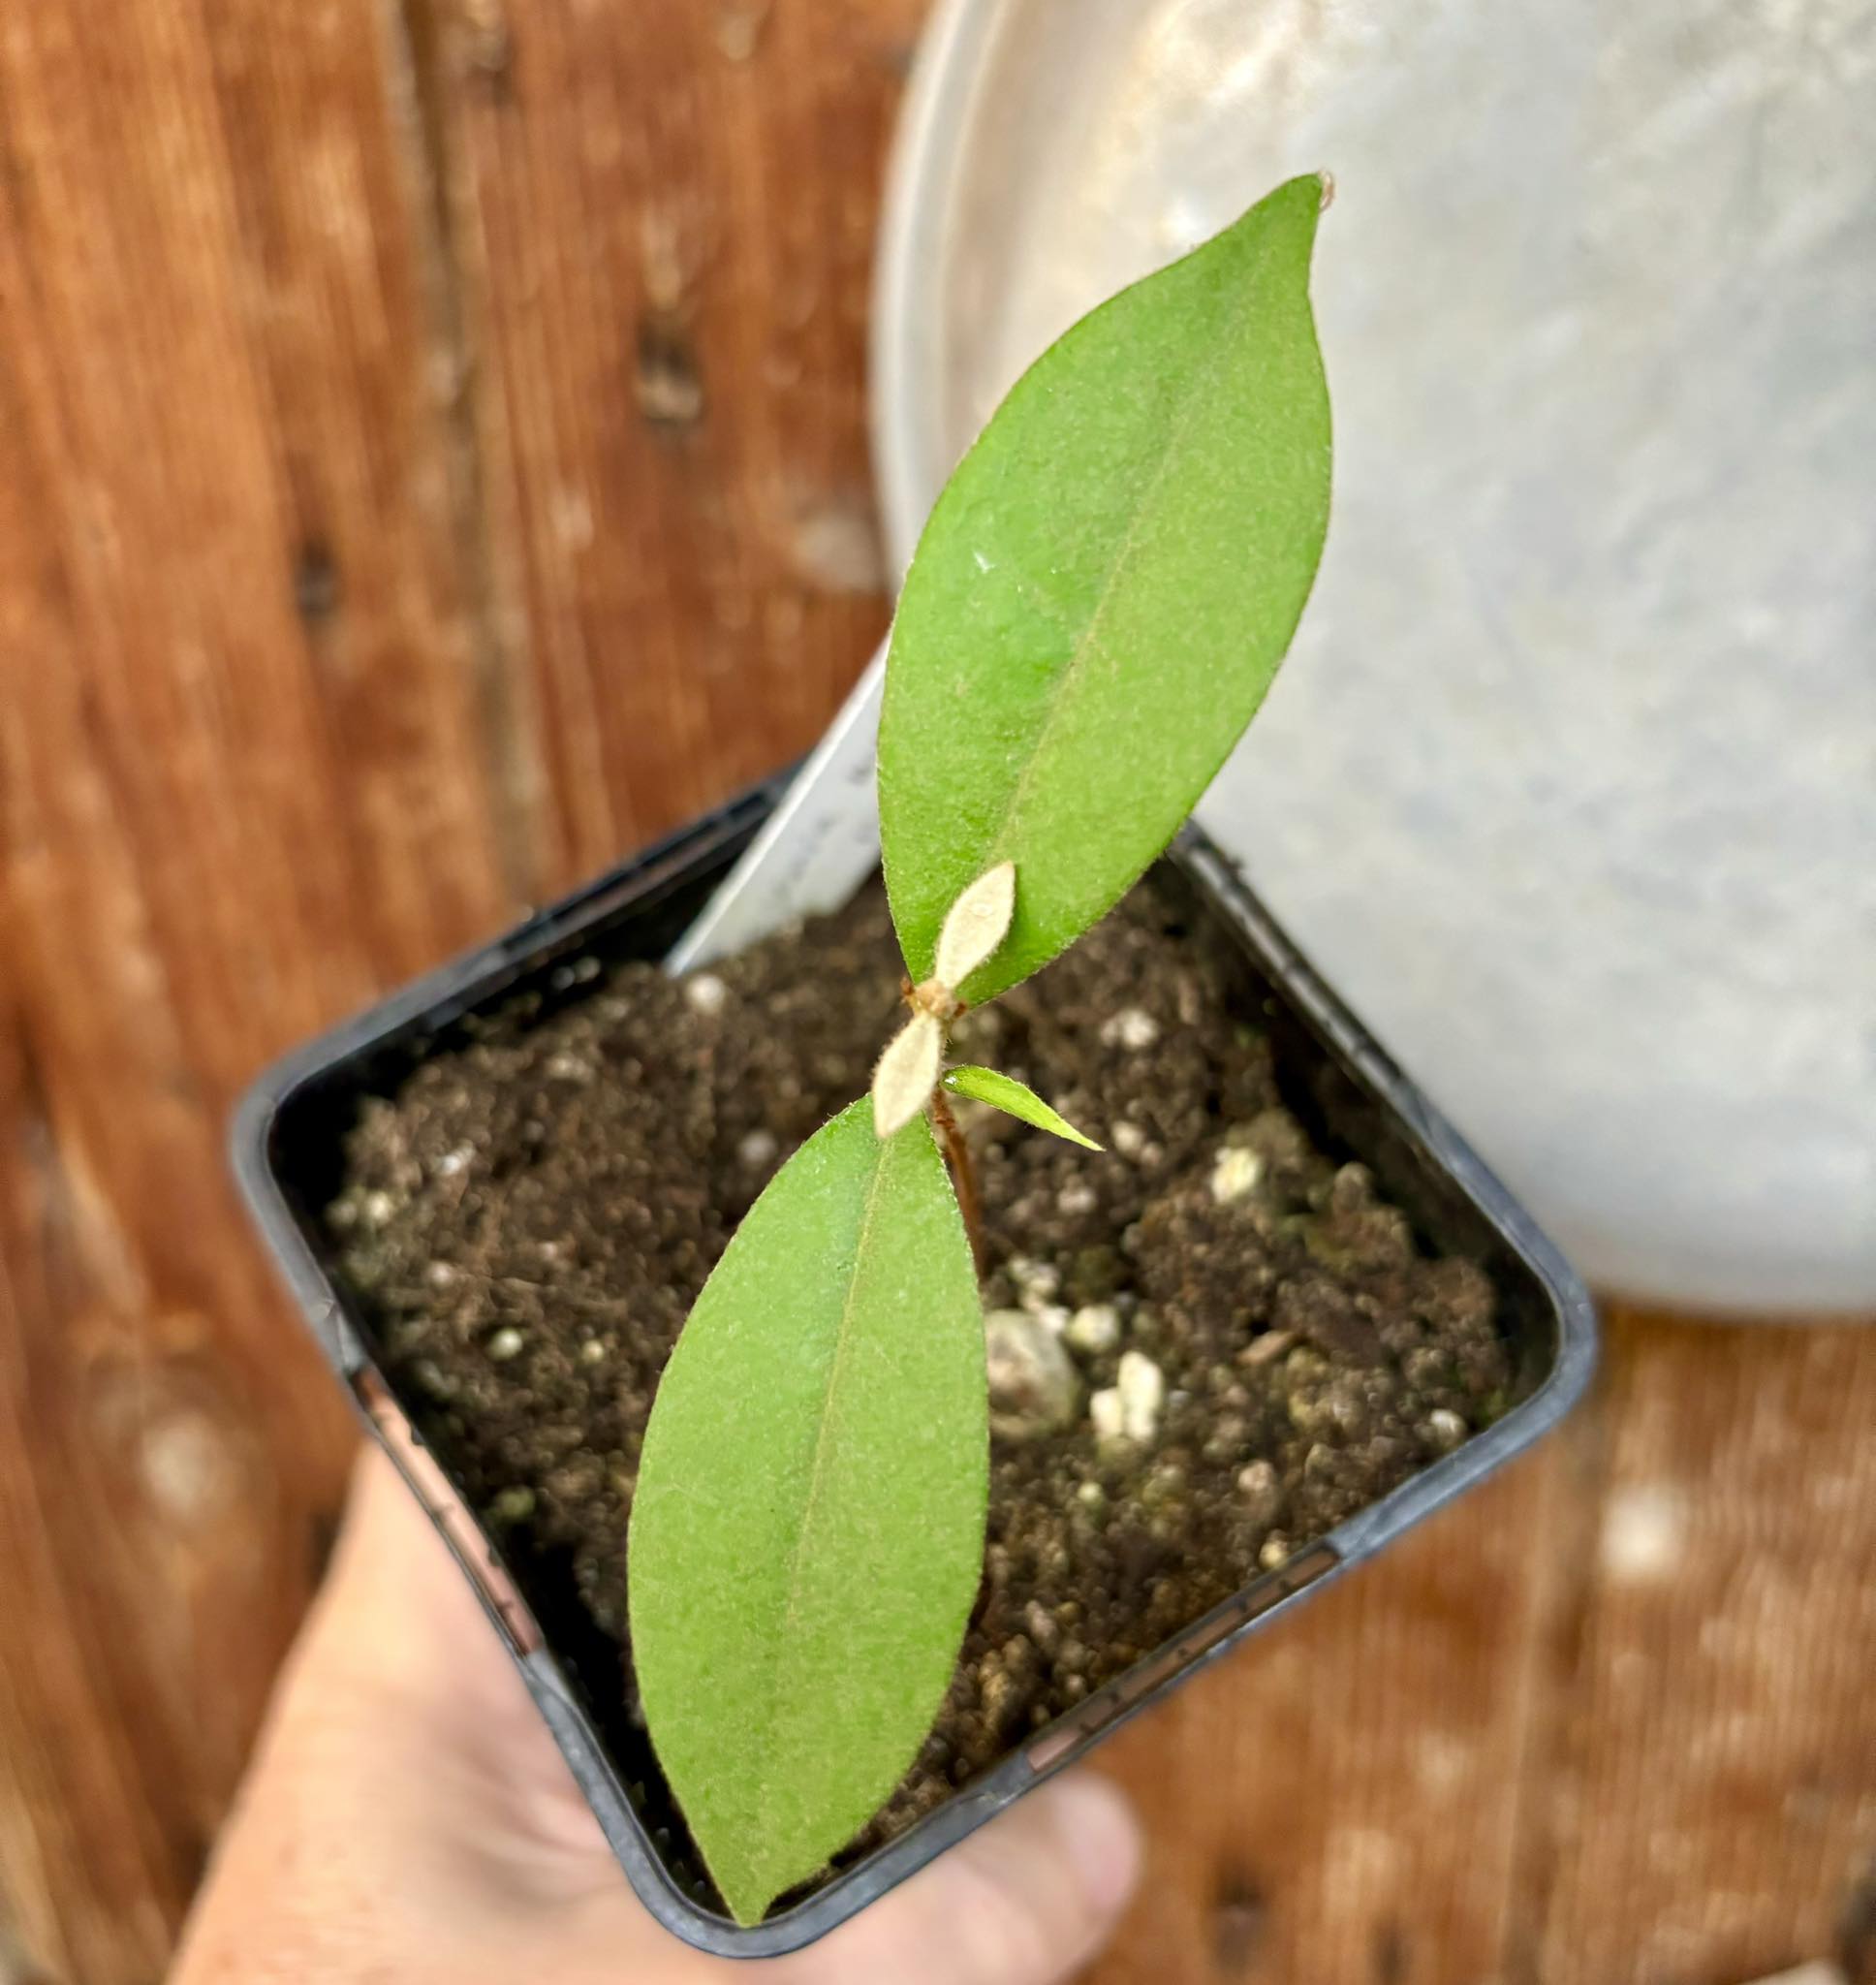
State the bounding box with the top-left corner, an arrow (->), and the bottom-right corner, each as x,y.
944,1065 -> 1102,1150
879,173 -> 1332,1001
627,1100 -> 986,1924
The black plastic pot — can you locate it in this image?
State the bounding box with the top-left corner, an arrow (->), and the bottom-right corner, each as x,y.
233,775 -> 1597,1957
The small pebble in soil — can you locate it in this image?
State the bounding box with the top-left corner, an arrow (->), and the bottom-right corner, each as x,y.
1064,1303 -> 1120,1355
736,1128 -> 779,1169
1209,1144 -> 1265,1204
1111,1121 -> 1146,1157
984,1309 -> 1079,1440
578,1338 -> 608,1365
1235,1458 -> 1282,1525
1088,1386 -> 1123,1441
682,972 -> 727,1016
485,1326 -> 526,1362
1426,1407 -> 1468,1452
1259,1534 -> 1292,1570
360,1190 -> 394,1228
491,1484 -> 537,1523
1116,1349 -> 1166,1443
1101,1006 -> 1160,1051
1055,1182 -> 1098,1216
425,1260 -> 457,1288
410,1357 -> 458,1401
1032,1304 -> 1071,1338
1008,1257 -> 1061,1308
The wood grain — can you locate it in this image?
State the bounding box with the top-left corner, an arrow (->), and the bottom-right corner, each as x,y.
1532,1315 -> 1876,1985
2,3 -> 1873,1982
0,0 -> 509,1972
414,0 -> 922,892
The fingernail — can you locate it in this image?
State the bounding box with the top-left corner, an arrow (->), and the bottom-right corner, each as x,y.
1051,1774 -> 1143,1913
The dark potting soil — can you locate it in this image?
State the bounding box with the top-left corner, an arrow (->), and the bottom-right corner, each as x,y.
327,875 -> 1513,1888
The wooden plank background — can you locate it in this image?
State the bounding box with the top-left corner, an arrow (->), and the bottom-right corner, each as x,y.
0,4 -> 1869,1981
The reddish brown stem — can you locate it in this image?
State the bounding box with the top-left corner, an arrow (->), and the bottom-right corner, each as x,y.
929,1086 -> 985,1275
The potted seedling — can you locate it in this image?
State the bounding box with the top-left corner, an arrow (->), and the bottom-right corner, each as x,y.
240,174 -> 1595,1953
631,171 -> 1337,1922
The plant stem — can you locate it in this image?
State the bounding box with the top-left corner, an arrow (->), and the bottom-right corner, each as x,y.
929,1087 -> 985,1274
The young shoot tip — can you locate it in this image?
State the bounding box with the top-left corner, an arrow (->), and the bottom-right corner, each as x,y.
872,1010 -> 942,1139
932,861 -> 1016,992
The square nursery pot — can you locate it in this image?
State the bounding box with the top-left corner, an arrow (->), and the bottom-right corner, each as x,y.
234,774 -> 1597,1958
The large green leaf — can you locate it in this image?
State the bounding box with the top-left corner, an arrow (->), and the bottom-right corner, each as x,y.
627,1100 -> 986,1924
879,173 -> 1332,1001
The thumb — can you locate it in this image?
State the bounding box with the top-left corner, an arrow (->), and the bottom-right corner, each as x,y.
792,1773 -> 1141,1985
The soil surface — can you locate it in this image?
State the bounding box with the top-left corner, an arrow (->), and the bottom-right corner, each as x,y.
328,876 -> 1512,1894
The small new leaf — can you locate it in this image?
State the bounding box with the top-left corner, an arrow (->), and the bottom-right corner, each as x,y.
931,861 -> 1016,992
872,1011 -> 943,1138
944,1065 -> 1102,1150
628,1102 -> 985,1924
879,173 -> 1333,1002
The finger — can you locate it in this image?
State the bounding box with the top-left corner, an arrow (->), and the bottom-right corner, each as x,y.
793,1773 -> 1141,1985
304,1450 -> 626,1855
324,1441 -> 514,1663
316,1444 -> 572,1746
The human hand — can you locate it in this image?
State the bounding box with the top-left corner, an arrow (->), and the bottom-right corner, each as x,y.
171,1451 -> 1141,1984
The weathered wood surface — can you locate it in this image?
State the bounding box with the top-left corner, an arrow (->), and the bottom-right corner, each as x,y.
0,5 -> 1870,1982
414,0 -> 916,892
0,1 -> 505,1977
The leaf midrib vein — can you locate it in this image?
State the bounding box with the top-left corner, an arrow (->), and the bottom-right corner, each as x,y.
743,1126 -> 899,1862
977,230 -> 1280,878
